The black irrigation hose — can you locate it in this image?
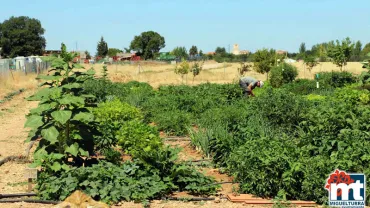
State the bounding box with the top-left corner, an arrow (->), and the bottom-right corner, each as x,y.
0,199 -> 60,204
0,193 -> 37,199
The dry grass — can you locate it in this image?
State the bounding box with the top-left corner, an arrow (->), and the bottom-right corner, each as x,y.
81,61 -> 366,88
0,72 -> 40,100
0,61 -> 365,100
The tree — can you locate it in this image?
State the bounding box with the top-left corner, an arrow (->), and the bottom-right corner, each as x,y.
85,51 -> 91,59
215,47 -> 226,55
172,47 -> 188,60
174,60 -> 190,83
199,50 -> 204,56
191,61 -> 204,82
361,43 -> 370,60
304,56 -> 318,72
327,37 -> 354,70
297,42 -> 306,60
96,36 -> 108,57
350,41 -> 362,61
107,48 -> 123,57
253,48 -> 275,80
130,31 -> 165,60
189,45 -> 198,57
0,16 -> 46,58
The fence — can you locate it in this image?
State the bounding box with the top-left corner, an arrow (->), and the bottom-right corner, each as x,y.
0,59 -> 51,77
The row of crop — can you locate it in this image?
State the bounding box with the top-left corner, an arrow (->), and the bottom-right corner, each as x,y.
81,70 -> 370,205
25,45 -> 219,205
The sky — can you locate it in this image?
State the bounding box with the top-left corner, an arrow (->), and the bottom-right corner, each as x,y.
0,0 -> 369,55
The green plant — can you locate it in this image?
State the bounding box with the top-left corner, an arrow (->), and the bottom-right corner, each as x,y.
270,63 -> 298,88
152,109 -> 192,136
253,48 -> 276,80
191,61 -> 203,82
318,71 -> 356,88
327,37 -> 354,70
101,65 -> 108,80
174,60 -> 190,83
116,120 -> 162,157
304,56 -> 318,72
25,43 -> 97,173
237,62 -> 252,76
93,99 -> 143,149
101,148 -> 121,165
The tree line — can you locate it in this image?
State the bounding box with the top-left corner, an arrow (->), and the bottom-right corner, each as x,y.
1,15 -> 370,67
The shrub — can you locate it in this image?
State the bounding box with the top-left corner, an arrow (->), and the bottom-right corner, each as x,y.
152,109 -> 192,136
270,63 -> 298,88
116,120 -> 162,157
93,99 -> 143,149
318,71 -> 356,88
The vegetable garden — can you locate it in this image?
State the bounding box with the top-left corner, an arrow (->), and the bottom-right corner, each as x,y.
24,46 -> 370,206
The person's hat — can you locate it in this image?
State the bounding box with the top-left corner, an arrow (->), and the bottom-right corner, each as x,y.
259,81 -> 264,88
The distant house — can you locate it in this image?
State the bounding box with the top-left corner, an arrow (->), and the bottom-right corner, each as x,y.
277,50 -> 287,55
239,50 -> 250,55
43,50 -> 62,56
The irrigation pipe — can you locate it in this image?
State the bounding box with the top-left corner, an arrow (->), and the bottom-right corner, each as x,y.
0,193 -> 37,199
0,199 -> 60,204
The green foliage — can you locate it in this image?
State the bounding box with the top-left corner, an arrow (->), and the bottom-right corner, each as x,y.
318,71 -> 356,88
327,37 -> 354,70
189,45 -> 198,56
107,48 -> 123,57
253,48 -> 276,79
172,46 -> 188,60
93,99 -> 143,149
101,148 -> 122,165
152,109 -> 192,136
191,61 -> 203,81
96,36 -> 108,57
269,63 -> 298,88
304,56 -> 318,72
117,120 -> 162,157
0,16 -> 46,58
130,31 -> 165,60
85,51 -> 91,60
25,43 -> 97,173
359,60 -> 370,86
174,60 -> 190,83
215,47 -> 226,55
101,65 -> 108,80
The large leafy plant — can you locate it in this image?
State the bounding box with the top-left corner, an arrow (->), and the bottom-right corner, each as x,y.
25,43 -> 97,172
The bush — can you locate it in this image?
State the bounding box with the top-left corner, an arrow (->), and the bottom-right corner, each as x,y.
270,63 -> 298,88
93,99 -> 143,149
116,120 -> 162,157
318,71 -> 356,88
152,109 -> 192,136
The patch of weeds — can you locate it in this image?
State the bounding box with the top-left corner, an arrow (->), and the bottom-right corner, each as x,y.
7,181 -> 29,187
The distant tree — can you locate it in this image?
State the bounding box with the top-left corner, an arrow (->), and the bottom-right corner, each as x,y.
361,43 -> 370,60
85,51 -> 91,59
297,42 -> 306,60
174,60 -> 190,84
96,36 -> 108,57
172,47 -> 188,60
124,47 -> 131,53
129,31 -> 165,60
191,61 -> 204,82
199,50 -> 204,57
215,47 -> 226,55
304,56 -> 318,72
327,37 -> 354,70
253,48 -> 275,80
0,16 -> 46,58
189,45 -> 198,57
107,48 -> 123,57
350,41 -> 362,61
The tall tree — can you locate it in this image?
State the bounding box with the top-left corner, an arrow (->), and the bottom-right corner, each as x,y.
107,48 -> 123,57
327,37 -> 354,70
361,43 -> 370,59
253,48 -> 275,80
172,47 -> 188,60
189,45 -> 198,56
85,50 -> 91,59
0,16 -> 46,58
199,50 -> 204,56
297,42 -> 306,59
215,47 -> 226,55
130,31 -> 165,60
350,41 -> 362,61
96,36 -> 108,57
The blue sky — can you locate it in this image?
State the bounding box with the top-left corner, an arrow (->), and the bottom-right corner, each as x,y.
1,0 -> 369,55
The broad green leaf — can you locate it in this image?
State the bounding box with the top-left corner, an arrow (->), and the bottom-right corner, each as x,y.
26,88 -> 52,101
86,69 -> 95,75
65,143 -> 79,157
24,115 -> 44,128
61,164 -> 70,171
62,83 -> 81,89
59,95 -> 85,106
41,126 -> 59,144
72,112 -> 94,122
73,133 -> 83,140
50,162 -> 62,171
51,110 -> 72,124
81,94 -> 96,98
51,153 -> 64,160
29,103 -> 57,115
79,148 -> 89,157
